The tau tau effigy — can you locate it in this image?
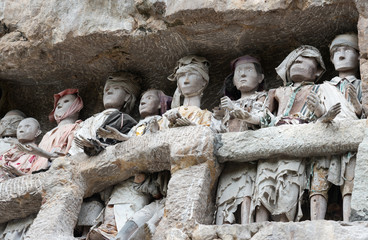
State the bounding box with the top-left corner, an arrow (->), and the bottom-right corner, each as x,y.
113,89 -> 172,240
252,45 -> 331,222
17,89 -> 84,171
0,110 -> 26,156
0,118 -> 41,182
310,33 -> 361,222
162,55 -> 224,132
216,55 -> 266,225
78,73 -> 142,240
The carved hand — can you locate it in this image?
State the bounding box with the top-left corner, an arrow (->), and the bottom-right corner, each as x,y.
74,135 -> 95,149
147,119 -> 160,134
231,109 -> 251,120
212,107 -> 226,120
2,164 -> 25,177
174,117 -> 195,127
17,143 -> 35,155
164,109 -> 181,123
307,92 -> 324,117
97,126 -> 130,141
220,96 -> 235,111
318,103 -> 341,123
346,84 -> 362,116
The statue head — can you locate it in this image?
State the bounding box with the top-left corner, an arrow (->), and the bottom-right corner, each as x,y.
168,55 -> 210,108
49,89 -> 83,124
276,45 -> 326,85
103,72 -> 141,113
223,55 -> 264,100
0,110 -> 26,137
17,118 -> 41,144
330,33 -> 359,73
139,89 -> 172,119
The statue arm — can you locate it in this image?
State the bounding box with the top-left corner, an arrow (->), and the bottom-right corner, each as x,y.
17,143 -> 60,160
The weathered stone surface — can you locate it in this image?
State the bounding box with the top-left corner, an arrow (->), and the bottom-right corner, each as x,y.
154,162 -> 220,240
192,221 -> 368,240
0,0 -> 358,132
358,15 -> 368,115
0,126 -> 215,239
217,120 -> 366,163
351,129 -> 368,221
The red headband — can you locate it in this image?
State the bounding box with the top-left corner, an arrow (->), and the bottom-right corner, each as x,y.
48,89 -> 83,123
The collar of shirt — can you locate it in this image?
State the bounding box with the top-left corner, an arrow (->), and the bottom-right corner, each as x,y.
330,75 -> 357,86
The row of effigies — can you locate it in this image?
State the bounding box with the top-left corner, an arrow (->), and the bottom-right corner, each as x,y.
0,33 -> 362,239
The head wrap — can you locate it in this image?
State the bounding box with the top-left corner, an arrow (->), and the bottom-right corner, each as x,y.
330,33 -> 359,54
0,110 -> 25,137
276,45 -> 326,85
224,55 -> 263,99
105,72 -> 141,113
48,89 -> 84,123
157,90 -> 172,115
168,55 -> 210,108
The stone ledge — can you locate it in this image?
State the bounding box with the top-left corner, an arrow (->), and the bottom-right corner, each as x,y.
217,119 -> 366,163
192,221 -> 368,240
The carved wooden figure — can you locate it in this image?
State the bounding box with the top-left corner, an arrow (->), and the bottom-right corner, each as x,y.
0,110 -> 26,156
162,55 -> 223,132
78,73 -> 141,240
310,33 -> 361,221
216,55 -> 266,225
113,89 -> 172,240
253,46 -> 331,222
18,89 -> 83,171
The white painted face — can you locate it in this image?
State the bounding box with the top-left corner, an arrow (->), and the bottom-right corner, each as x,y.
54,94 -> 77,121
233,62 -> 263,93
17,118 -> 41,143
103,83 -> 128,110
177,71 -> 206,97
139,90 -> 160,118
331,46 -> 359,72
289,56 -> 319,83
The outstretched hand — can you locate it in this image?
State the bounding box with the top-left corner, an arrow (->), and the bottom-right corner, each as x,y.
2,164 -> 25,177
74,135 -> 95,149
97,126 -> 130,141
17,143 -> 36,155
318,103 -> 341,123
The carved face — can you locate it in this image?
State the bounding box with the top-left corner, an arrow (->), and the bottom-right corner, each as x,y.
17,118 -> 40,144
103,83 -> 128,110
233,62 -> 263,93
0,114 -> 23,137
177,71 -> 206,97
289,56 -> 319,83
139,90 -> 160,118
54,94 -> 77,121
331,46 -> 359,72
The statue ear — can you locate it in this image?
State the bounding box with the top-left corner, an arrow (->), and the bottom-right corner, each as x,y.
124,93 -> 131,103
315,68 -> 324,78
36,130 -> 42,138
258,74 -> 265,83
